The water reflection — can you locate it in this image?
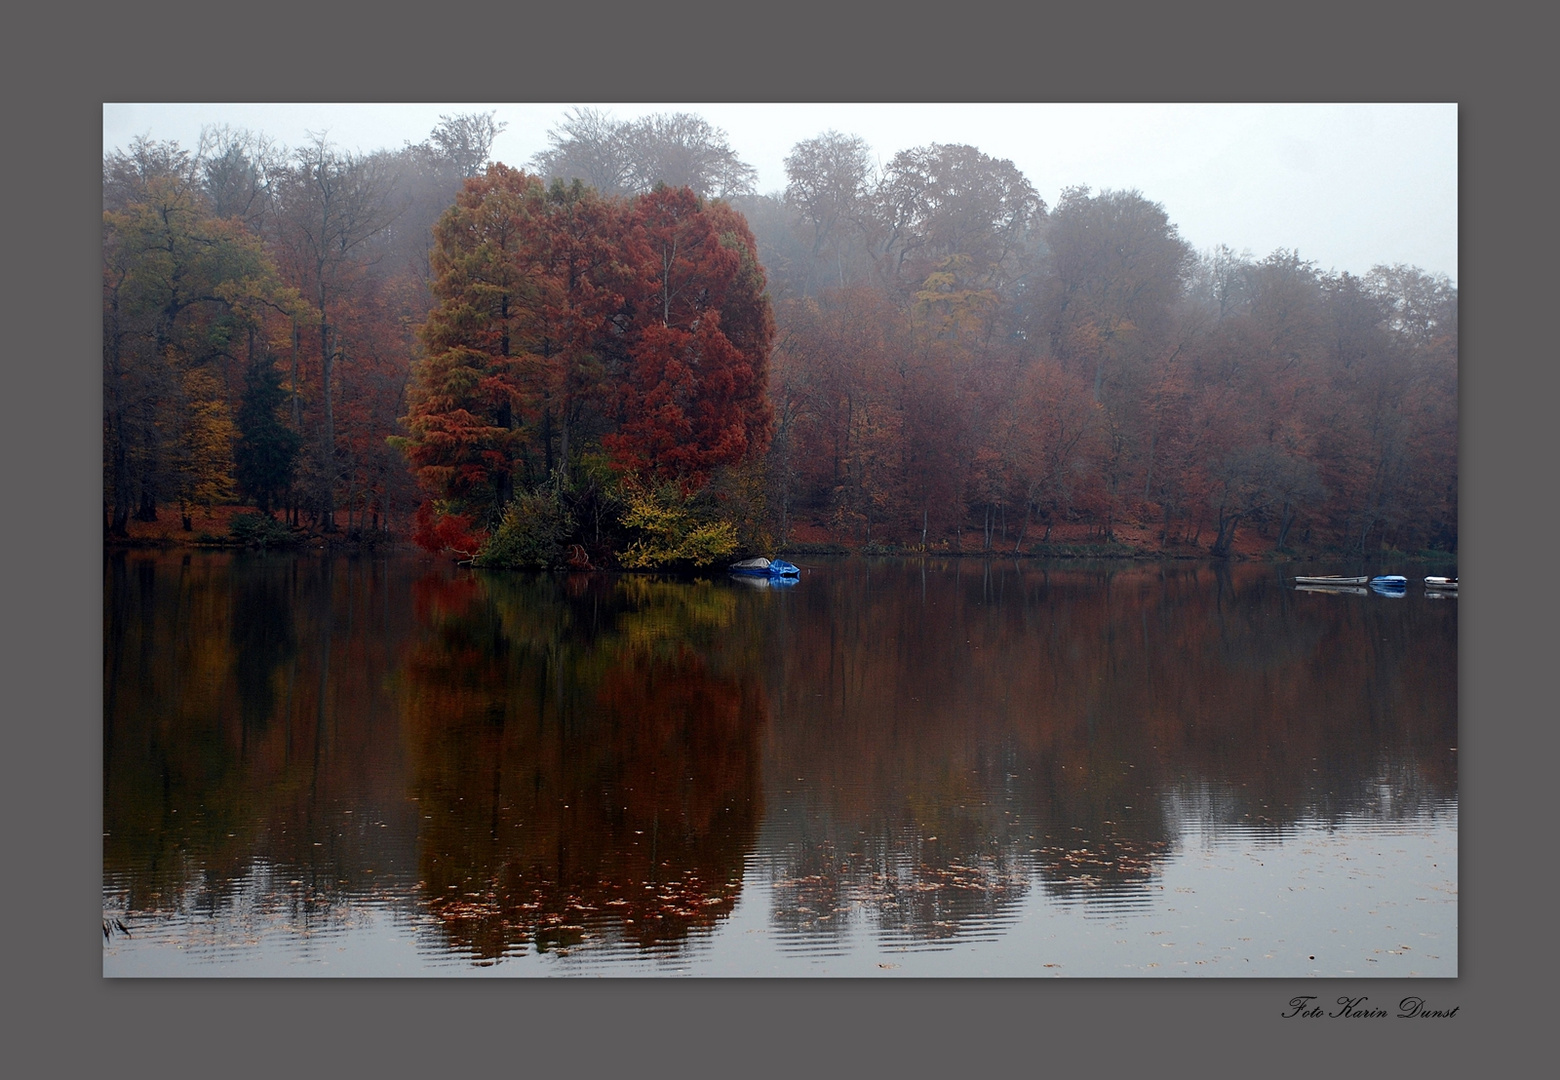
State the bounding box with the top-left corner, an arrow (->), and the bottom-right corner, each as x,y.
753,559 -> 1455,941
399,572 -> 767,959
103,552 -> 427,948
104,553 -> 1455,973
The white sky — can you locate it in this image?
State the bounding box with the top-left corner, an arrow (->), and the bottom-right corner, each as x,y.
103,102 -> 1458,283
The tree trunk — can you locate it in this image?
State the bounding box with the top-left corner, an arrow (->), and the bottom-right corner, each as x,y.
105,292 -> 133,537
558,406 -> 571,488
1210,507 -> 1240,558
1276,501 -> 1296,550
541,407 -> 555,480
135,475 -> 158,522
318,301 -> 336,531
107,415 -> 132,536
290,319 -> 302,429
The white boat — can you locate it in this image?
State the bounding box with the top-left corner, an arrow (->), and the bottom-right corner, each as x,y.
1294,575 -> 1369,586
1424,576 -> 1458,591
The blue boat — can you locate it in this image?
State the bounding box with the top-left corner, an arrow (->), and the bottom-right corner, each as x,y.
1369,574 -> 1408,596
729,557 -> 800,579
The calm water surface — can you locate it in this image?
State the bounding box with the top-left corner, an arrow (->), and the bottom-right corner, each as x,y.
103,552 -> 1456,976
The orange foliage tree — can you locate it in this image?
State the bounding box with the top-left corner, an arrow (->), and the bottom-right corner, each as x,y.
399,173 -> 776,556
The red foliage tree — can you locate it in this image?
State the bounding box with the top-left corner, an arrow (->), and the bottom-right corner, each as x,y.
399,178 -> 775,552
604,187 -> 774,489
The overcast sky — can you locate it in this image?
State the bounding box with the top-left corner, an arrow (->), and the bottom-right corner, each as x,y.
103,102 -> 1458,283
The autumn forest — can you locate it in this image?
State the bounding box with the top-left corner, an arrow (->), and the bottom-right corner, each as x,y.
102,109 -> 1458,566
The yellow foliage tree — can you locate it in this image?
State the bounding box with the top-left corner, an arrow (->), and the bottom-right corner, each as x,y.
176,368 -> 238,528
616,481 -> 739,569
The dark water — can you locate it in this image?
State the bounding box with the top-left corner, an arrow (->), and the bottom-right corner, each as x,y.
103,552 -> 1456,976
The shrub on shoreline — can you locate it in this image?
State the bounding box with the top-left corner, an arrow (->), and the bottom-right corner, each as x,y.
228,513 -> 302,548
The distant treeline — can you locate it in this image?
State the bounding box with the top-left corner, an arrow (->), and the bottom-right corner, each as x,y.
103,109 -> 1456,560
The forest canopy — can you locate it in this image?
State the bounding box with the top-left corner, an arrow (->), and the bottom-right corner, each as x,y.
103,109 -> 1457,564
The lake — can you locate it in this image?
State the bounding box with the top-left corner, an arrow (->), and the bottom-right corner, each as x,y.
102,551 -> 1456,976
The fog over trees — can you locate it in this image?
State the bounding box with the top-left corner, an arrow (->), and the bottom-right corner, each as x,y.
103,109 -> 1457,562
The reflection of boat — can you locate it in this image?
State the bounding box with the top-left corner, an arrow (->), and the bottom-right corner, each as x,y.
729,573 -> 799,589
1296,584 -> 1368,595
729,557 -> 801,579
1294,575 -> 1369,586
1424,576 -> 1458,591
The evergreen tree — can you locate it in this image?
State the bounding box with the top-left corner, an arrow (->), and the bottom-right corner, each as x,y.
235,356 -> 301,515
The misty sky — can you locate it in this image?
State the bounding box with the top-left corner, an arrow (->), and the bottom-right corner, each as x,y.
103,102 -> 1457,283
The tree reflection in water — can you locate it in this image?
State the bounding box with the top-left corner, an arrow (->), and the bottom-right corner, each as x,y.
103,551 -> 430,944
753,558 -> 1455,943
105,553 -> 1455,969
399,572 -> 768,960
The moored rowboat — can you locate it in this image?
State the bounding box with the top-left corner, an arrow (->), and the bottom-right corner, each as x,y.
1424,576 -> 1458,590
729,557 -> 801,578
1294,575 -> 1369,586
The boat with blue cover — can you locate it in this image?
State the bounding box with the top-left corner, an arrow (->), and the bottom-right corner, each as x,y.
729,557 -> 801,579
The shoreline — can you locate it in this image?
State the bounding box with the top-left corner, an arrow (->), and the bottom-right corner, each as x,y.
101,503 -> 1456,564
